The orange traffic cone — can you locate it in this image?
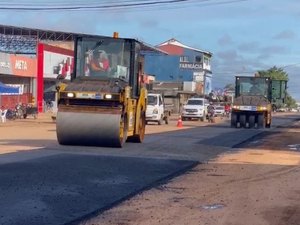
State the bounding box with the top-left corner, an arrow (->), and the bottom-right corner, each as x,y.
177,116 -> 183,128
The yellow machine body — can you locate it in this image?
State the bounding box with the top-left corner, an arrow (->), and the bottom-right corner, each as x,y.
56,35 -> 147,147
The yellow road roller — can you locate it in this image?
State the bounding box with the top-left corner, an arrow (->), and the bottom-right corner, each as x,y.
56,34 -> 147,147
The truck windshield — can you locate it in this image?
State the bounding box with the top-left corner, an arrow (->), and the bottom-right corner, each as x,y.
187,100 -> 203,105
237,77 -> 268,96
75,37 -> 132,81
147,95 -> 157,105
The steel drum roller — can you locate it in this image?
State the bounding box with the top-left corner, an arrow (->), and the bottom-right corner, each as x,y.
56,111 -> 123,147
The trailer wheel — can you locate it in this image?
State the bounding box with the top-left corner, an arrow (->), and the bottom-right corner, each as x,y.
231,113 -> 237,127
248,115 -> 255,128
257,114 -> 265,129
239,114 -> 246,128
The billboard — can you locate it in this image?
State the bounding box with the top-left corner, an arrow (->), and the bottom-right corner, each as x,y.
204,75 -> 212,95
0,52 -> 36,77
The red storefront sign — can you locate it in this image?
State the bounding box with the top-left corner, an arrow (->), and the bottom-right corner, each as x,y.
0,52 -> 36,77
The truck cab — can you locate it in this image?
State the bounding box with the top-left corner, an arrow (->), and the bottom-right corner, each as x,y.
146,93 -> 168,125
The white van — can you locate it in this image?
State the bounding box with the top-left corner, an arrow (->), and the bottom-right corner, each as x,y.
181,97 -> 209,121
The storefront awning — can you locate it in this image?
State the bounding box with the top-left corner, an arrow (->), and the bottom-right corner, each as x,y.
0,82 -> 19,95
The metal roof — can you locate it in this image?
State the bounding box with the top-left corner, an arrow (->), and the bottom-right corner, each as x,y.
0,24 -> 168,54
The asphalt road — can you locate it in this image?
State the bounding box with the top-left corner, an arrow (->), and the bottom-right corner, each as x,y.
0,113 -> 298,225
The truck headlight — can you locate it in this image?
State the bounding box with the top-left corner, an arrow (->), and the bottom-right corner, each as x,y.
67,92 -> 75,98
153,108 -> 158,114
105,94 -> 112,99
258,106 -> 267,111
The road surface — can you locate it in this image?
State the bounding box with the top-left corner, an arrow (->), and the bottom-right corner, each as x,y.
0,113 -> 299,225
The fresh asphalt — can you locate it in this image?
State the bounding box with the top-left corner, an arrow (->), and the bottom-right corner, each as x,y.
0,154 -> 196,225
0,114 -> 298,225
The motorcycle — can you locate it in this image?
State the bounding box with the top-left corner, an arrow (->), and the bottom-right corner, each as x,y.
6,109 -> 17,120
207,105 -> 216,123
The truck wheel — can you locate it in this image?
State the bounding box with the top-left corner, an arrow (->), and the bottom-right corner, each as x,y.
200,113 -> 205,122
248,115 -> 255,128
257,114 -> 265,129
231,113 -> 237,127
239,114 -> 246,128
158,116 -> 163,125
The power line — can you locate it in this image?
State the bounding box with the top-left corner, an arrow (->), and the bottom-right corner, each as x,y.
0,0 -> 248,11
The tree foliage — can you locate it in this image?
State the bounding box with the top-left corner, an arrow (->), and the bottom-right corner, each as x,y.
257,66 -> 288,81
257,66 -> 296,108
224,83 -> 234,91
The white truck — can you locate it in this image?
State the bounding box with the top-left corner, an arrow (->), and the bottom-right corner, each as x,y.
146,93 -> 171,125
181,97 -> 209,121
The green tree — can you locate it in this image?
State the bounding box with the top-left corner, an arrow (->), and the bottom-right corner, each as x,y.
285,94 -> 297,108
256,66 -> 297,108
224,83 -> 235,91
257,66 -> 288,80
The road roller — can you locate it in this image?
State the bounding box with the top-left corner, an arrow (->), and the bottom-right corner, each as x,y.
56,34 -> 147,147
231,76 -> 287,128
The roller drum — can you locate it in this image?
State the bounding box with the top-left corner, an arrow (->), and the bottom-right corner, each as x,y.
56,111 -> 125,147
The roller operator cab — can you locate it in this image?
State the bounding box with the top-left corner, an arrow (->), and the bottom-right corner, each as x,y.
56,35 -> 147,147
231,76 -> 286,129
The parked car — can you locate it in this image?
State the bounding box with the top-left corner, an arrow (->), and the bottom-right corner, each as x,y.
214,105 -> 225,117
181,97 -> 209,121
290,108 -> 298,112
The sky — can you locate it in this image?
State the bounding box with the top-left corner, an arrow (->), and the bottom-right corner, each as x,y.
0,0 -> 300,100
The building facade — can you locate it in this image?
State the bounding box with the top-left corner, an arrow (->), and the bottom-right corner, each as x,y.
0,51 -> 37,108
143,38 -> 213,95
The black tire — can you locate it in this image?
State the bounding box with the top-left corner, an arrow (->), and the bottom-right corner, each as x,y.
116,113 -> 128,147
158,115 -> 163,125
127,112 -> 146,143
201,113 -> 205,122
257,114 -> 265,129
239,114 -> 246,128
231,113 -> 237,127
248,115 -> 255,128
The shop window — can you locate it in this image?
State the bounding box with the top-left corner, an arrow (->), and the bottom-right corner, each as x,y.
195,55 -> 202,63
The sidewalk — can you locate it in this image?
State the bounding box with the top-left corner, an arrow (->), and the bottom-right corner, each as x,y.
0,112 -> 55,127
